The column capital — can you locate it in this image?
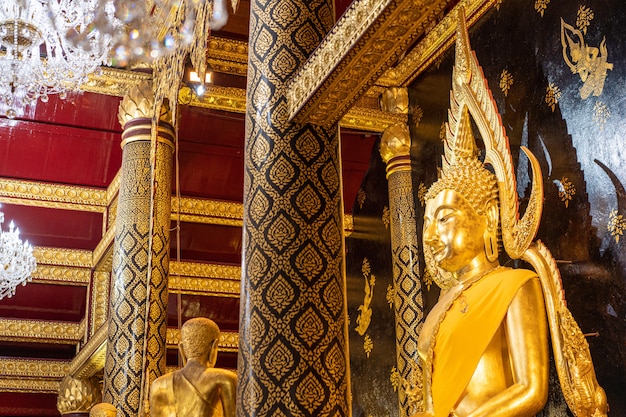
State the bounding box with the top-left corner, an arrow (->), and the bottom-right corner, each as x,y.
380,87 -> 409,114
56,375 -> 101,416
380,123 -> 411,177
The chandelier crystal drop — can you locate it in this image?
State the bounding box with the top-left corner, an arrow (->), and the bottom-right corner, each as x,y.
0,211 -> 36,300
0,0 -> 116,119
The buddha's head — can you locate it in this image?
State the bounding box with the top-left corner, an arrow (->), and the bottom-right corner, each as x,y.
423,108 -> 500,281
180,317 -> 221,367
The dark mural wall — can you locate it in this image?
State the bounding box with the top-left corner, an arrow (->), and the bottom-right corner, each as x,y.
347,0 -> 625,416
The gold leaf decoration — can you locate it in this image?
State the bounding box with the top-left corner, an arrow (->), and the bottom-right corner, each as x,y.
382,205 -> 390,229
363,334 -> 374,358
545,83 -> 562,111
576,5 -> 594,34
418,182 -> 428,206
439,121 -> 447,142
390,366 -> 401,392
411,105 -> 424,128
593,101 -> 610,130
555,177 -> 576,207
386,284 -> 395,309
357,189 -> 366,209
499,69 -> 514,96
608,209 -> 625,243
535,0 -> 550,17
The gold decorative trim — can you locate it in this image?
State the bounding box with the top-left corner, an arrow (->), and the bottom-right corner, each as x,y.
90,271 -> 110,336
31,265 -> 91,286
70,325 -> 108,378
0,178 -> 107,212
378,0 -> 497,87
0,378 -> 60,393
33,247 -> 92,268
170,261 -> 241,279
288,0 -> 452,127
166,328 -> 239,353
178,85 -> 247,113
340,107 -> 408,133
0,358 -> 70,378
82,67 -> 152,97
207,37 -> 248,64
173,197 -> 243,219
169,276 -> 240,296
0,319 -> 82,343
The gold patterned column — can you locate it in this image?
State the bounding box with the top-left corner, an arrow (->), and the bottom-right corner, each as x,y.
103,81 -> 174,417
238,1 -> 350,416
380,121 -> 424,416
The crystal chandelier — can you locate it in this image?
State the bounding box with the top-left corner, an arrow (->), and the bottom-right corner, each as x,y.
0,210 -> 36,300
0,0 -> 115,119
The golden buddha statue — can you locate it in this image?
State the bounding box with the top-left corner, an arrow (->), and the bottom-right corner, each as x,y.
412,9 -> 607,417
89,402 -> 117,417
149,317 -> 237,417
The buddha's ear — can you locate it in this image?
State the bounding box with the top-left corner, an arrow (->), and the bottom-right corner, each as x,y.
485,200 -> 499,233
179,343 -> 188,366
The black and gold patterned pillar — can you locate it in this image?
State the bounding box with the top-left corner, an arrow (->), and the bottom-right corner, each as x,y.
380,121 -> 424,416
238,1 -> 350,416
103,81 -> 174,417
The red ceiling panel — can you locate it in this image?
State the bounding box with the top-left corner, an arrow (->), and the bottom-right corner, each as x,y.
0,283 -> 87,323
0,204 -> 103,250
171,222 -> 242,264
0,119 -> 121,188
0,341 -> 77,360
0,392 -> 60,417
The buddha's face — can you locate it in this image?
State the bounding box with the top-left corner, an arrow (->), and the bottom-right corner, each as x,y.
423,189 -> 488,275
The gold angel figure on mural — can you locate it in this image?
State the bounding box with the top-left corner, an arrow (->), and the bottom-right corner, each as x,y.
561,18 -> 613,99
355,258 -> 375,336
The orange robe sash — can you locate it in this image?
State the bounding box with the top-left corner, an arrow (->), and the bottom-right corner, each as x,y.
431,268 -> 535,417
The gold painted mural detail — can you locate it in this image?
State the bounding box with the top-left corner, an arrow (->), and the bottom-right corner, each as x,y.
386,284 -> 395,309
363,334 -> 374,358
534,0 -> 550,17
554,177 -> 576,208
499,69 -> 513,96
355,258 -> 376,337
561,18 -> 613,100
593,101 -> 610,130
608,209 -> 625,243
545,83 -> 562,111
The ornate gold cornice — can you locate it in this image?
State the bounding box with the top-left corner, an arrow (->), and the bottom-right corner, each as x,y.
378,0 -> 497,86
170,261 -> 241,279
341,106 -> 407,133
0,179 -> 107,212
31,264 -> 91,286
0,319 -> 83,343
178,85 -> 247,113
166,328 -> 239,352
0,358 -> 70,378
82,67 -> 151,97
70,325 -> 107,378
287,0 -> 452,128
34,247 -> 93,268
0,377 -> 60,393
172,197 -> 244,226
169,276 -> 240,296
207,37 -> 248,64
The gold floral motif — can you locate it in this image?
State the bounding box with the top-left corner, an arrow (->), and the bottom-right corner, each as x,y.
576,5 -> 594,34
593,101 -> 610,130
355,258 -> 376,336
411,105 -> 424,128
357,189 -> 367,209
545,83 -> 562,111
495,0 -> 503,10
382,205 -> 390,229
418,182 -> 428,206
363,334 -> 374,358
554,177 -> 576,208
608,209 -> 625,243
534,0 -> 550,17
499,69 -> 513,96
386,284 -> 395,309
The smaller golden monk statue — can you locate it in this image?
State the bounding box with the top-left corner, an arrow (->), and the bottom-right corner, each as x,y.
150,317 -> 237,417
412,9 -> 607,417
